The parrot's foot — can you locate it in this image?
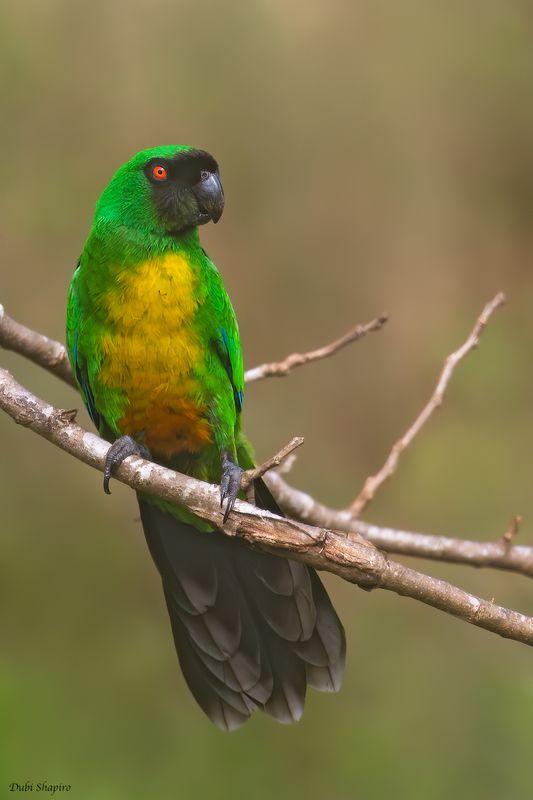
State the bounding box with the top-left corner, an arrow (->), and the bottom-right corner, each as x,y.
220,452 -> 243,523
103,435 -> 151,495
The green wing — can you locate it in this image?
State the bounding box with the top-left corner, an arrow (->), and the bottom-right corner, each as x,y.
217,322 -> 244,413
201,250 -> 244,415
66,264 -> 101,429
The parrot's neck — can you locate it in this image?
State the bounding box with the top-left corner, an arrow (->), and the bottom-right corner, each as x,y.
87,217 -> 203,271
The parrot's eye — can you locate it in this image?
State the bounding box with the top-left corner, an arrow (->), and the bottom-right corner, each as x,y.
152,165 -> 168,182
200,170 -> 210,181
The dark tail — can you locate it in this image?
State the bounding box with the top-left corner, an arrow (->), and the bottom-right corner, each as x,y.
138,479 -> 345,731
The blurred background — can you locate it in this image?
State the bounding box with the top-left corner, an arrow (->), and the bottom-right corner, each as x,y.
1,0 -> 533,797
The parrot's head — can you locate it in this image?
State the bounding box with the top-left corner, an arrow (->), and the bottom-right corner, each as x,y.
95,145 -> 224,237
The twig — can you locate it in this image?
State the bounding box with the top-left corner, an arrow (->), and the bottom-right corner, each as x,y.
241,436 -> 304,490
244,315 -> 388,383
264,471 -> 533,579
3,300 -> 531,581
503,515 -> 523,544
3,300 -> 532,577
0,305 -> 387,389
1,367 -> 533,647
347,293 -> 506,517
0,304 -> 75,387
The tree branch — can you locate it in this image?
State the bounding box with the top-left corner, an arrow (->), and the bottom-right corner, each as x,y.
265,471 -> 533,578
1,366 -> 533,647
0,305 -> 387,389
3,298 -> 532,581
241,435 -> 305,490
244,314 -> 388,383
0,304 -> 75,388
348,293 -> 506,516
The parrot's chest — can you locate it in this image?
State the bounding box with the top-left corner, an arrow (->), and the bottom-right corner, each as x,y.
97,253 -> 212,456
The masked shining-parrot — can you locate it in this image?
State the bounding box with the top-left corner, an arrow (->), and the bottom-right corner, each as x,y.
66,145 -> 345,730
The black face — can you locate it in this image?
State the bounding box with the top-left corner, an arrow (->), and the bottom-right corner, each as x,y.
143,149 -> 224,235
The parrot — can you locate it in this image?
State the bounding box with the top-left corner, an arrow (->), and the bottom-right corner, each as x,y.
66,145 -> 345,730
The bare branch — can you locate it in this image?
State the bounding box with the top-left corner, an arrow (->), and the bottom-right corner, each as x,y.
241,435 -> 304,490
265,472 -> 533,579
0,304 -> 387,390
380,560 -> 533,644
244,314 -> 388,383
2,366 -> 533,647
0,304 -> 75,387
3,299 -> 531,583
348,292 -> 506,517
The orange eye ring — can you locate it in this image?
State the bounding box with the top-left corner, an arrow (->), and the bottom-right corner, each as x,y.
152,165 -> 168,181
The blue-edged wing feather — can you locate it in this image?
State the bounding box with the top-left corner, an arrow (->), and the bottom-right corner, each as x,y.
71,330 -> 101,428
216,326 -> 244,413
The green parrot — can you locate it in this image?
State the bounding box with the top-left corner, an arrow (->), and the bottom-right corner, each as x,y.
66,145 -> 345,730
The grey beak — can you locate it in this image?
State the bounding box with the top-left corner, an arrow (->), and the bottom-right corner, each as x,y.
194,173 -> 224,224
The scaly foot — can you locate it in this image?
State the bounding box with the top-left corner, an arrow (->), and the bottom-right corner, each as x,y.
220,452 -> 243,523
103,435 -> 150,495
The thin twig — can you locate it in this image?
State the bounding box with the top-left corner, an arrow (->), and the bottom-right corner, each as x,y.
2,300 -> 530,579
244,314 -> 388,383
241,436 -> 304,490
503,515 -> 523,544
0,304 -> 75,387
0,304 -> 387,389
347,293 -> 506,517
1,366 -> 533,647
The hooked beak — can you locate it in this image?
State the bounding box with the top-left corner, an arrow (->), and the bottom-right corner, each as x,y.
193,173 -> 224,225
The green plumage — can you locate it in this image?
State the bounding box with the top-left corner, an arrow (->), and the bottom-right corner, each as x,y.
66,145 -> 345,729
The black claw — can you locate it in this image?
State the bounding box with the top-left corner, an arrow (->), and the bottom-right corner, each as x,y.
220,474 -> 230,508
220,452 -> 242,523
222,495 -> 236,524
103,435 -> 150,494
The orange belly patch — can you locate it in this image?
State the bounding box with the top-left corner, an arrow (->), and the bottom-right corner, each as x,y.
120,392 -> 212,458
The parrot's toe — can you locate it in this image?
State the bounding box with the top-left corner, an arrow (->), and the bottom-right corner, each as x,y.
103,435 -> 151,495
220,453 -> 243,523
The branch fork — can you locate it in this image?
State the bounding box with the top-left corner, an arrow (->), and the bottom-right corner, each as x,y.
2,293 -> 533,648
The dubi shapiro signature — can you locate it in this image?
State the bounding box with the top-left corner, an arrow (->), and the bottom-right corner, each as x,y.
8,783 -> 71,796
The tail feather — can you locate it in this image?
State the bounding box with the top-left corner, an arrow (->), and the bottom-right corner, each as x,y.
294,572 -> 346,692
172,621 -> 254,731
138,478 -> 345,730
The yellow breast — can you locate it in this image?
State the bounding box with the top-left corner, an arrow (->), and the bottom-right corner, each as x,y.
98,252 -> 212,457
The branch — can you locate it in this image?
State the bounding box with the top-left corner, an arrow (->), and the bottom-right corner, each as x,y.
2,367 -> 533,647
3,299 -> 530,581
0,304 -> 75,388
348,293 -> 506,517
244,314 -> 388,383
0,306 -> 387,389
241,435 -> 304,490
265,471 -> 533,578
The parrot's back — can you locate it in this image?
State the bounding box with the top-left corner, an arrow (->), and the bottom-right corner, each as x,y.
67,144 -> 346,729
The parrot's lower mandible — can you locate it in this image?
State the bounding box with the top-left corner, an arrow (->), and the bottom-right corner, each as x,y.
66,145 -> 345,730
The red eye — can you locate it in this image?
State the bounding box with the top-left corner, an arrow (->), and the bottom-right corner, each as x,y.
152,165 -> 168,181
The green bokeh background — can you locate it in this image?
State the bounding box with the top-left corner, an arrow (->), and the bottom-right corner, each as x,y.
2,1 -> 533,798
